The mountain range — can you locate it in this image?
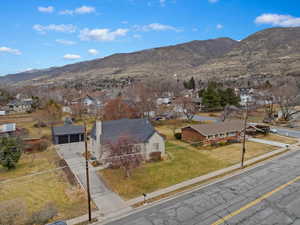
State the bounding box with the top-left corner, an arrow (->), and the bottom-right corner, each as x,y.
1,27 -> 300,86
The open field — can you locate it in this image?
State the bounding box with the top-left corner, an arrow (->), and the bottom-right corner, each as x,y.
0,149 -> 90,222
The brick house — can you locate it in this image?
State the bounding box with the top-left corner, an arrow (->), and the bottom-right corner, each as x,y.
182,120 -> 244,145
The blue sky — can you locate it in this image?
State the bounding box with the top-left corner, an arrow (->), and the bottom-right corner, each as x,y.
0,0 -> 300,76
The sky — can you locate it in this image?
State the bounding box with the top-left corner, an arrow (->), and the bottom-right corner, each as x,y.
0,0 -> 300,76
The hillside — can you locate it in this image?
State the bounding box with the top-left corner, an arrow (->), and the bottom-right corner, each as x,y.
190,27 -> 300,80
2,27 -> 300,86
0,38 -> 238,85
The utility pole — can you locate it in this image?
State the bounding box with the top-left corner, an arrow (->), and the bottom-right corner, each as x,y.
241,100 -> 248,168
84,121 -> 92,222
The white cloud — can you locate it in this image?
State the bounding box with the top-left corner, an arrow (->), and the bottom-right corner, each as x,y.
255,13 -> 300,27
56,39 -> 77,45
121,21 -> 129,24
0,46 -> 22,55
88,49 -> 99,55
60,6 -> 95,15
160,0 -> 166,7
208,0 -> 219,3
79,28 -> 129,41
33,24 -> 77,34
63,54 -> 81,60
134,23 -> 182,32
38,6 -> 54,13
216,24 -> 223,29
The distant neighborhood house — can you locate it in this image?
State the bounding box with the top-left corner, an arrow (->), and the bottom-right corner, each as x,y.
90,118 -> 165,161
0,123 -> 17,137
7,99 -> 32,113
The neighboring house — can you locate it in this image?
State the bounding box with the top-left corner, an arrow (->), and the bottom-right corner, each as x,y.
62,106 -> 72,114
156,97 -> 172,105
0,110 -> 6,116
7,100 -> 32,113
182,120 -> 244,145
90,118 -> 165,161
52,125 -> 85,145
83,95 -> 101,106
0,123 -> 17,137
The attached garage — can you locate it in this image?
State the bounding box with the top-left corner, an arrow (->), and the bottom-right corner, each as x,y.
52,125 -> 84,145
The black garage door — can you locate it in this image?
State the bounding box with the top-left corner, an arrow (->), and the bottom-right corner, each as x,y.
58,135 -> 69,144
70,134 -> 80,143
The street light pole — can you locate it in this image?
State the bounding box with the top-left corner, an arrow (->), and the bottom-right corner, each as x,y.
84,121 -> 92,222
241,100 -> 248,168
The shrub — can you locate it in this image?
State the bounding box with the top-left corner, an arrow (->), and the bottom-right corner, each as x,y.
174,133 -> 182,140
27,202 -> 58,225
218,141 -> 227,146
191,142 -> 203,148
150,152 -> 162,162
210,141 -> 219,147
25,139 -> 50,153
33,121 -> 47,128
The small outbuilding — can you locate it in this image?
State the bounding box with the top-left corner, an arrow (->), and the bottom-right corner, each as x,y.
52,125 -> 85,145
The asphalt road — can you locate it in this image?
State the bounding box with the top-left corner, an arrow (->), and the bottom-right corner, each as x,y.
103,150 -> 300,225
275,127 -> 300,138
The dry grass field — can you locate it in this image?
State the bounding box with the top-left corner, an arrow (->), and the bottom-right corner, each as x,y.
0,149 -> 90,221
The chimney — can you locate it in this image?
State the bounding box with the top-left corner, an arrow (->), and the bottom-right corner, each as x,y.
95,121 -> 102,160
96,121 -> 102,139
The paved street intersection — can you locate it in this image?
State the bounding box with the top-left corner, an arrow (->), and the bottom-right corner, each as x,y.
103,149 -> 300,225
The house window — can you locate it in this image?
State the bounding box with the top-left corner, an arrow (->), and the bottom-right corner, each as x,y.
153,143 -> 159,151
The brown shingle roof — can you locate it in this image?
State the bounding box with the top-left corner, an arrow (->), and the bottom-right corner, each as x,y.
185,120 -> 244,136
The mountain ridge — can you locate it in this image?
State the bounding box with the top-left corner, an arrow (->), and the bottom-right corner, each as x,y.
2,27 -> 300,86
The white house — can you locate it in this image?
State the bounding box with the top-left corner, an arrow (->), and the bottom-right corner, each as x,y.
90,118 -> 165,161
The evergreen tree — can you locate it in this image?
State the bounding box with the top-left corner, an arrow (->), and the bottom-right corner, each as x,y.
0,137 -> 22,170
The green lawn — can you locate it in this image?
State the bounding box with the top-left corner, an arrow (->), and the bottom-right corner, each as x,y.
100,142 -> 229,199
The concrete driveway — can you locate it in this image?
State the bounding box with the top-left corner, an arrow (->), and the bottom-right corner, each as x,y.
56,143 -> 130,216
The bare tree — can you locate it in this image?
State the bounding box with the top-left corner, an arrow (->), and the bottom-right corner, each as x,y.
125,82 -> 156,118
274,82 -> 300,121
220,105 -> 240,122
175,97 -> 198,121
103,97 -> 139,121
104,135 -> 144,178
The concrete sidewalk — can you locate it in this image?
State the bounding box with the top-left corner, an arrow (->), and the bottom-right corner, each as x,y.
126,144 -> 297,206
248,137 -> 289,148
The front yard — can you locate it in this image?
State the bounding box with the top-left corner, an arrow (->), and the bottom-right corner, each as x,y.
0,149 -> 90,222
257,133 -> 297,145
99,120 -> 282,200
100,142 -> 228,199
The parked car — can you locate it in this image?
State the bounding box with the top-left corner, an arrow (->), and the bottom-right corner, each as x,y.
270,128 -> 278,133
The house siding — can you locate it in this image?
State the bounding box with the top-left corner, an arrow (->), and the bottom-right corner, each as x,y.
145,132 -> 165,160
182,127 -> 206,143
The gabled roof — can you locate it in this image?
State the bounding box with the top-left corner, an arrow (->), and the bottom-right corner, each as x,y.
91,118 -> 156,144
184,120 -> 244,136
52,125 -> 84,136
